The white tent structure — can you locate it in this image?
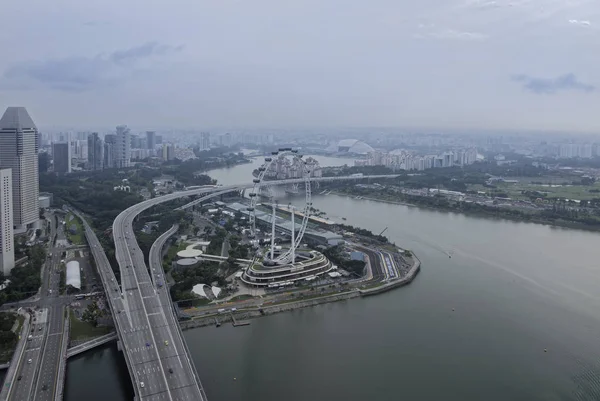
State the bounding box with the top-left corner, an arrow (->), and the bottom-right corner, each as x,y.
191,284 -> 208,298
66,261 -> 81,289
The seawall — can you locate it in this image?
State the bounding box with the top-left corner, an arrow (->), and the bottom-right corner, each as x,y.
180,253 -> 421,330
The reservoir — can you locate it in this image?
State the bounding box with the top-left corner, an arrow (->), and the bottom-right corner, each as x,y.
65,156 -> 600,401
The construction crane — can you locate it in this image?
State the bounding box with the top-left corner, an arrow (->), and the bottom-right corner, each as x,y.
379,227 -> 388,236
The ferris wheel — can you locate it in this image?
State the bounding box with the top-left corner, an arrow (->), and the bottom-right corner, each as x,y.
247,148 -> 312,264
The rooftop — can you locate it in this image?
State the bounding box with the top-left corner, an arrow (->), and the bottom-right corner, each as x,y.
0,107 -> 37,131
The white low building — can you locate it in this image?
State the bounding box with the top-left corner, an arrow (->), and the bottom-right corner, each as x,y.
66,261 -> 81,289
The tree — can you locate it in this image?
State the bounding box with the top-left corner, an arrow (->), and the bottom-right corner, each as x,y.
35,229 -> 42,238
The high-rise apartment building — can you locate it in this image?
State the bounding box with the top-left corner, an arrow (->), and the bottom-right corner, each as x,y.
115,125 -> 131,168
146,131 -> 156,150
0,169 -> 14,276
162,144 -> 175,161
52,142 -> 71,173
0,107 -> 39,230
200,132 -> 210,150
104,134 -> 116,168
87,132 -> 103,170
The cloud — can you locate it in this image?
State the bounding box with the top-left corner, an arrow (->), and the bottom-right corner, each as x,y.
83,20 -> 111,27
2,42 -> 183,92
110,42 -> 183,65
511,73 -> 595,94
430,29 -> 488,40
568,19 -> 592,27
414,28 -> 488,41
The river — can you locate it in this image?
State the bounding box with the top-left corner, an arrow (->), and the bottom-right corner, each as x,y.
65,156 -> 600,401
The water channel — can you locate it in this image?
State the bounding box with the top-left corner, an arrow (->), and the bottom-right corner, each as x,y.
65,155 -> 600,401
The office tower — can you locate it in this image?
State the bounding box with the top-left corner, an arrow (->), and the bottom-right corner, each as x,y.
104,134 -> 116,168
70,140 -> 83,159
0,169 -> 14,276
115,125 -> 131,168
146,131 -> 156,150
200,132 -> 210,150
0,107 -> 39,230
52,142 -> 71,173
87,132 -> 103,170
39,152 -> 50,173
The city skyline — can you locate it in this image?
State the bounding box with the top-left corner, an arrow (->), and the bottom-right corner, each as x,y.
0,0 -> 598,132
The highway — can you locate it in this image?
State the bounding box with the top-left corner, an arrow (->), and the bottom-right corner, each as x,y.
114,208 -> 207,400
7,310 -> 46,401
32,215 -> 68,401
7,213 -> 69,401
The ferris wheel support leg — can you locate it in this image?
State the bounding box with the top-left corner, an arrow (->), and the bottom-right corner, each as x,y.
270,202 -> 276,260
291,206 -> 295,263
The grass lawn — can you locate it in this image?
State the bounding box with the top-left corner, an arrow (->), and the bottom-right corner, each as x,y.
166,242 -> 187,260
469,182 -> 600,201
230,294 -> 256,302
65,213 -> 86,245
69,310 -> 110,342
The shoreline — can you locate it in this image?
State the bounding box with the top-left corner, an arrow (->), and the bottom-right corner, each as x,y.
326,190 -> 600,233
179,253 -> 421,331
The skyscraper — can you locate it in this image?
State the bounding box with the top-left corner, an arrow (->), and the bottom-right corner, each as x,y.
146,131 -> 156,150
0,107 -> 40,230
104,134 -> 117,168
87,132 -> 103,170
115,125 -> 131,168
0,169 -> 14,276
52,142 -> 71,173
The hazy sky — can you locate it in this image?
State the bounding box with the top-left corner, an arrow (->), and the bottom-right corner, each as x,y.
1,0 -> 599,131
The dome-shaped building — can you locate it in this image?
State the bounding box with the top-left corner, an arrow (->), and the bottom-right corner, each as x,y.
328,139 -> 374,155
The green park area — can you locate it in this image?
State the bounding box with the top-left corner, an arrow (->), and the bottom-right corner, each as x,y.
65,213 -> 85,245
69,309 -> 110,342
468,180 -> 600,201
0,312 -> 24,364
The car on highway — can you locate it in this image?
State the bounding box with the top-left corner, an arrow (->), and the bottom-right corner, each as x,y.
28,359 -> 32,364
146,342 -> 150,347
164,340 -> 169,346
140,382 -> 145,388
17,375 -> 22,381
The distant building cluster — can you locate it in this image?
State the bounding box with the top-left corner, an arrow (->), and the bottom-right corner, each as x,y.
40,127 -> 166,172
558,144 -> 593,159
355,149 -> 478,171
264,156 -> 323,179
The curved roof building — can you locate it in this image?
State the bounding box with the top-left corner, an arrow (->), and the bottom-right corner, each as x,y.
329,139 -> 374,155
66,261 -> 81,289
176,258 -> 200,268
177,248 -> 203,258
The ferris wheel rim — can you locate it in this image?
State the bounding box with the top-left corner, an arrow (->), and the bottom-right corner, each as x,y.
248,150 -> 312,264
